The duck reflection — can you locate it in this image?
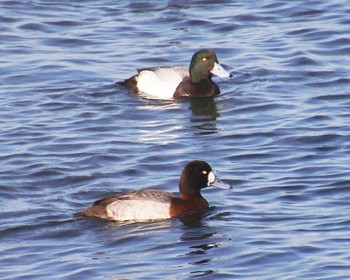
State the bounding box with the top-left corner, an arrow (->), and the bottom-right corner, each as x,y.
178,209 -> 229,278
178,211 -> 206,227
179,225 -> 221,277
188,97 -> 219,135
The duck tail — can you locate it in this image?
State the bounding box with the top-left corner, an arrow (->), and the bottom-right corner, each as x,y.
116,75 -> 138,92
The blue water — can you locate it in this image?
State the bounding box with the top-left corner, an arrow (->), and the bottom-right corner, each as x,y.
1,0 -> 350,279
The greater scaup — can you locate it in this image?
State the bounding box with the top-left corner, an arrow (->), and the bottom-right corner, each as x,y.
75,160 -> 230,221
119,49 -> 232,99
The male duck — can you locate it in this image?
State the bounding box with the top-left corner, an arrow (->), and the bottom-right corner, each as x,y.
75,160 -> 230,222
119,49 -> 232,99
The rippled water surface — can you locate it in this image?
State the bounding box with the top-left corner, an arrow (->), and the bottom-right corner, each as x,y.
1,0 -> 350,279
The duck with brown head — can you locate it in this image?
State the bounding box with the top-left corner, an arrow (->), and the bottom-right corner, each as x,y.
75,160 -> 230,222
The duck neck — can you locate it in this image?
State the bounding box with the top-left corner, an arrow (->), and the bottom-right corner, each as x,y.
190,62 -> 213,83
190,72 -> 212,83
179,183 -> 203,197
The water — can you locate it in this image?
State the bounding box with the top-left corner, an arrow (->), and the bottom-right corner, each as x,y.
1,0 -> 350,279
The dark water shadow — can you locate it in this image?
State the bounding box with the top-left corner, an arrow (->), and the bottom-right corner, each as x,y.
178,211 -> 225,278
187,97 -> 219,135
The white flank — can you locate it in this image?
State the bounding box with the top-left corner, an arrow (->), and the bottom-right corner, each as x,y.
106,199 -> 172,221
136,66 -> 188,99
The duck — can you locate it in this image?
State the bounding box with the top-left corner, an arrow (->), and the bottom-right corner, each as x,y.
119,49 -> 232,99
75,160 -> 230,222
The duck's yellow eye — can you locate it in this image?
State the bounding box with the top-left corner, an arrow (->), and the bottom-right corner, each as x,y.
202,170 -> 207,175
202,57 -> 207,62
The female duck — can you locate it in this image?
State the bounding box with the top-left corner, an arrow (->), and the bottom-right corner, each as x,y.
75,160 -> 230,221
119,49 -> 232,99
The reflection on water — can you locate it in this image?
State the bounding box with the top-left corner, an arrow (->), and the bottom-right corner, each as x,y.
189,98 -> 219,135
189,98 -> 219,120
133,97 -> 220,143
100,214 -> 227,279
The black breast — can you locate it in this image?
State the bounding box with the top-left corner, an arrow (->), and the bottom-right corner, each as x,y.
173,77 -> 220,98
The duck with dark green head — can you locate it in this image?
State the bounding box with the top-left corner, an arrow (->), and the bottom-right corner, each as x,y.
119,49 -> 232,99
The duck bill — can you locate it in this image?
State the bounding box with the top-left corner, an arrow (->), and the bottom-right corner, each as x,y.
208,171 -> 231,189
210,62 -> 232,78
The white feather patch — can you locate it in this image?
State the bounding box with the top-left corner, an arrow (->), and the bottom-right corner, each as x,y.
106,199 -> 172,221
136,66 -> 188,99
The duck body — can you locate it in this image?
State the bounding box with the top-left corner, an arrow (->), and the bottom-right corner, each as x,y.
129,66 -> 188,99
119,49 -> 232,99
75,160 -> 230,222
